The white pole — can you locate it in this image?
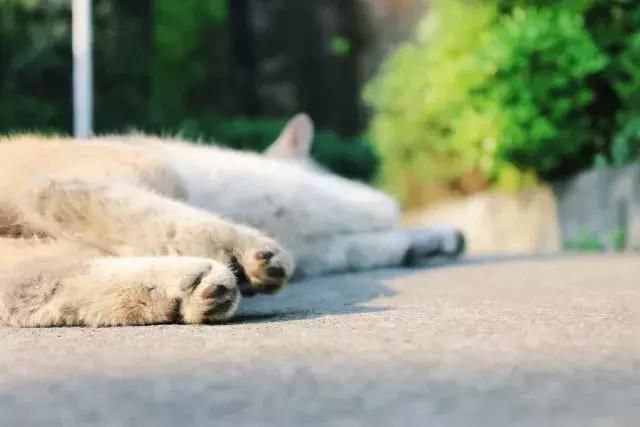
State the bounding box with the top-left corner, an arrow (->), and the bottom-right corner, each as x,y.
72,0 -> 93,138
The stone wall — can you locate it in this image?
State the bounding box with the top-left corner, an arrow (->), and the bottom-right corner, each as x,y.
553,164 -> 640,251
407,164 -> 640,254
404,188 -> 561,254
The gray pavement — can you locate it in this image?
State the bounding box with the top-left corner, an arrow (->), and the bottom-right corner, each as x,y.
0,254 -> 639,426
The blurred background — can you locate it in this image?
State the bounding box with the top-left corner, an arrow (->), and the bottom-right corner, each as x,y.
1,0 -> 639,254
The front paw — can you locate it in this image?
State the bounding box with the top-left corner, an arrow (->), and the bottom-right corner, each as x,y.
232,238 -> 295,296
179,261 -> 241,324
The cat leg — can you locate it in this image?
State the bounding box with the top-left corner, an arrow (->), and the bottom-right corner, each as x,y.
20,177 -> 294,296
0,256 -> 240,327
292,227 -> 465,278
292,230 -> 410,277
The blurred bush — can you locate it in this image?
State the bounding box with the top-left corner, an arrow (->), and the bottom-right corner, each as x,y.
365,0 -> 640,205
479,3 -> 607,178
0,0 -> 72,132
363,0 -> 501,205
610,117 -> 640,167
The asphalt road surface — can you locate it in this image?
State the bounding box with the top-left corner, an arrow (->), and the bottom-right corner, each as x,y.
1,254 -> 639,426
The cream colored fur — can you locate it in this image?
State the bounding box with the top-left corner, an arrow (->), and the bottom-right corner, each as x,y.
0,113 -> 463,327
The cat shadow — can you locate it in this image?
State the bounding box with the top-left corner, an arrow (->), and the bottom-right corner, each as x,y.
232,252 -> 575,325
233,268 -> 399,324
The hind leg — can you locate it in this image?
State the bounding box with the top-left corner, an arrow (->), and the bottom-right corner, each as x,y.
292,227 -> 465,278
0,256 -> 240,327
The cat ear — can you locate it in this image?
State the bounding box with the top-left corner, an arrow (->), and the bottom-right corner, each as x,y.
265,113 -> 314,158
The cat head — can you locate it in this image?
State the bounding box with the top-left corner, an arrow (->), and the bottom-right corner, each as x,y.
263,113 -> 400,228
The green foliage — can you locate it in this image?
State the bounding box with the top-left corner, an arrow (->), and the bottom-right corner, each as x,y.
611,117 -> 640,166
563,226 -> 628,252
610,226 -> 628,252
330,36 -> 351,57
586,0 -> 640,107
311,133 -> 378,182
150,0 -> 232,126
365,0 -> 640,203
364,0 -> 501,203
592,153 -> 609,170
479,4 -> 607,177
0,0 -> 72,131
564,229 -> 605,252
603,5 -> 640,166
609,22 -> 640,108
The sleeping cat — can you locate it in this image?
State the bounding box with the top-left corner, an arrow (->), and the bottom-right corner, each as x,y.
0,113 -> 464,327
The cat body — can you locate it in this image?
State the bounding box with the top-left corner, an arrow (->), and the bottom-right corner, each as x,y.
0,114 -> 463,327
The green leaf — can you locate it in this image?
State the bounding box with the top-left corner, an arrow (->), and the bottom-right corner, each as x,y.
330,36 -> 351,57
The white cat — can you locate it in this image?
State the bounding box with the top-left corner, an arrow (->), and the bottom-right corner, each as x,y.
0,113 -> 464,327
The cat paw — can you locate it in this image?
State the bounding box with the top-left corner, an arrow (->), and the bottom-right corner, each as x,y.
403,226 -> 466,265
179,261 -> 241,323
443,228 -> 466,258
231,235 -> 295,297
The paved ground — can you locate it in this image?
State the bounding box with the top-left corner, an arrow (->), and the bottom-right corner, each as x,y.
0,254 -> 639,426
